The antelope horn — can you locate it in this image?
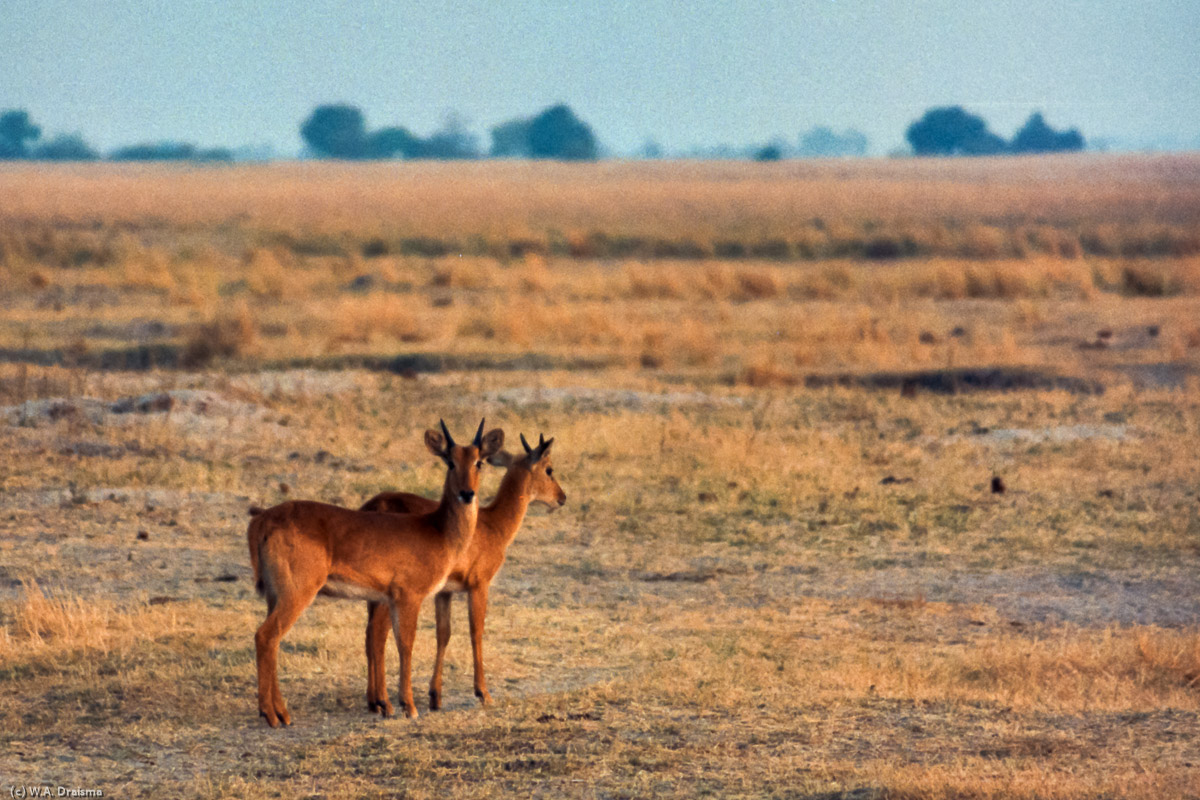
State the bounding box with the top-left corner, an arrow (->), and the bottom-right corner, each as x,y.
473,418 -> 486,447
520,433 -> 533,454
533,433 -> 554,459
439,418 -> 455,449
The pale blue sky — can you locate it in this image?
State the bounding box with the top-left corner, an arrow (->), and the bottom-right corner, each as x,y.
5,0 -> 1198,155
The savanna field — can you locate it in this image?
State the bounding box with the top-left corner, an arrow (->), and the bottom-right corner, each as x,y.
1,154 -> 1200,798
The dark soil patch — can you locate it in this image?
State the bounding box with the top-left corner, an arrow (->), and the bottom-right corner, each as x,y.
805,367 -> 1104,395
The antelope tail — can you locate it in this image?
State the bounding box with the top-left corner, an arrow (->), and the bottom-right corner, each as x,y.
247,515 -> 265,596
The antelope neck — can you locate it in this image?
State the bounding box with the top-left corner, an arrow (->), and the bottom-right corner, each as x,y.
432,487 -> 478,548
481,466 -> 534,543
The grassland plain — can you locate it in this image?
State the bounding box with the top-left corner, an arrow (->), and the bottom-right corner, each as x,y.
1,156 -> 1199,799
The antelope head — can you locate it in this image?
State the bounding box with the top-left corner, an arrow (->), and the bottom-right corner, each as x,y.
425,419 -> 504,505
493,432 -> 566,508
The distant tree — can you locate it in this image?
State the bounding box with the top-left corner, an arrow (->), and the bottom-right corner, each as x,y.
110,141 -> 197,161
638,138 -> 665,159
33,133 -> 99,161
109,142 -> 232,162
959,128 -> 1008,156
195,147 -> 235,162
906,106 -> 1008,156
489,117 -> 534,158
797,126 -> 868,158
527,104 -> 597,161
366,126 -> 421,159
753,142 -> 784,162
300,104 -> 368,159
0,110 -> 41,159
419,114 -> 480,160
1010,112 -> 1084,153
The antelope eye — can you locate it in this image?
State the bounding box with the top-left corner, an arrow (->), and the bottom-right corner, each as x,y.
546,467 -> 554,476
476,461 -> 483,468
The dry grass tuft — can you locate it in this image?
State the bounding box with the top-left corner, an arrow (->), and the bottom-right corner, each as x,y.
625,263 -> 687,299
430,258 -> 500,290
738,359 -> 798,387
243,247 -> 295,299
930,627 -> 1200,711
875,763 -> 1198,800
181,304 -> 258,367
0,582 -> 182,658
959,224 -> 1013,259
329,294 -> 432,345
734,267 -> 784,300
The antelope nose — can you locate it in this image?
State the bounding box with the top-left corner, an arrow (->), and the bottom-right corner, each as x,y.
558,493 -> 567,506
459,490 -> 476,504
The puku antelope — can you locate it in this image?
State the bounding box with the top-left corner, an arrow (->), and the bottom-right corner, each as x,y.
359,433 -> 565,714
247,419 -> 503,725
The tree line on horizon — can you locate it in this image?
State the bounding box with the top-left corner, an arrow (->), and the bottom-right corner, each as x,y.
0,103 -> 1084,163
0,110 -> 236,162
905,107 -> 1084,156
298,103 -> 599,161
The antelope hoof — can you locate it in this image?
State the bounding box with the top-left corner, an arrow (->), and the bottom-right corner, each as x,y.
475,688 -> 492,707
370,699 -> 394,717
260,704 -> 290,727
404,705 -> 420,720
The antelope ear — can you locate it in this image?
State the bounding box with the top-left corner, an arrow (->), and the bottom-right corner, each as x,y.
479,428 -> 505,459
425,429 -> 448,457
486,450 -> 514,468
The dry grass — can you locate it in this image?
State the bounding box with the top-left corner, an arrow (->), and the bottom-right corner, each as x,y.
2,156 -> 1200,797
180,304 -> 259,367
6,253 -> 1199,377
2,368 -> 1199,797
0,582 -> 194,660
2,157 -> 1199,252
4,157 -> 1199,380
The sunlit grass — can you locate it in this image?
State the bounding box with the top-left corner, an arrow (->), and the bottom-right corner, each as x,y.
1,156 -> 1199,797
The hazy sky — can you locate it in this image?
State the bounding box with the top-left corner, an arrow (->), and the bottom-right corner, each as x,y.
6,0 -> 1198,155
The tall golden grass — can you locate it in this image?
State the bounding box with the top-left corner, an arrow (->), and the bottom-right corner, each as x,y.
2,156 -> 1199,262
0,581 -> 187,658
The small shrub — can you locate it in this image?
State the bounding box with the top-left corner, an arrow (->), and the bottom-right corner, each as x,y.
651,238 -> 708,259
862,235 -> 905,260
713,241 -> 746,259
564,230 -> 597,258
735,268 -> 783,300
400,237 -> 455,257
748,239 -> 791,260
456,313 -> 498,340
361,238 -> 390,258
181,307 -> 257,367
1119,264 -> 1175,297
